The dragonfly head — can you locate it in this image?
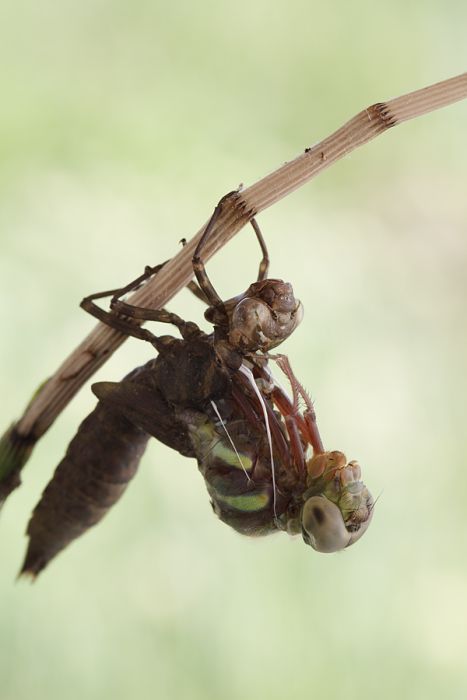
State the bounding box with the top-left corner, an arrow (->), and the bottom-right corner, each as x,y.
301,452 -> 373,553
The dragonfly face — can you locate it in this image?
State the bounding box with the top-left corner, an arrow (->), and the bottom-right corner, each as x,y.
301,452 -> 373,552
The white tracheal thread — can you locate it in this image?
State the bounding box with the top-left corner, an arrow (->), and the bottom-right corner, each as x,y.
238,364 -> 277,519
262,363 -> 291,405
210,400 -> 251,481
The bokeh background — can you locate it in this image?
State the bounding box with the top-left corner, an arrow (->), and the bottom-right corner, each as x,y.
1,2 -> 467,699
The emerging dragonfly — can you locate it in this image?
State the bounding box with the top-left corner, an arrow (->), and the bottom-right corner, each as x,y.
20,192 -> 373,578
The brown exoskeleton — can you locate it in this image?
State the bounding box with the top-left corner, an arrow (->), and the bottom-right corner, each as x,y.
20,193 -> 373,578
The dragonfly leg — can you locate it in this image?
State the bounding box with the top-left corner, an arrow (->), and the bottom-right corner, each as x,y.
192,191 -> 270,307
81,262 -> 166,323
81,262 -> 201,346
80,297 -> 167,349
250,218 -> 270,282
273,354 -> 324,455
267,381 -> 309,477
188,218 -> 268,303
109,299 -> 202,341
192,191 -> 238,307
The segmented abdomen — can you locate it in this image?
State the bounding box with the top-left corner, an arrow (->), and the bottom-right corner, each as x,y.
185,397 -> 296,536
21,403 -> 150,578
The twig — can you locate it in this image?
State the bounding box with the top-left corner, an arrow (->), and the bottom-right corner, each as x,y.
1,71 -> 466,497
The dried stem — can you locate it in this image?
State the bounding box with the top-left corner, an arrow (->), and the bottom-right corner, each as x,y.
3,72 -> 467,482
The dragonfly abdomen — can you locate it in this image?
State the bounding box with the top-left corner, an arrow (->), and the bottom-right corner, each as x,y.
21,402 -> 150,578
186,406 -> 291,536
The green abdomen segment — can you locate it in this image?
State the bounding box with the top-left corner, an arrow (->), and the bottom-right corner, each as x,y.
187,412 -> 284,536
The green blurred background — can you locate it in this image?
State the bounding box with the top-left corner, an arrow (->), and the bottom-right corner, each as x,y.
1,2 -> 467,699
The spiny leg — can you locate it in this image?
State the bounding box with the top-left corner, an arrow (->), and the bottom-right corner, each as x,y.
81,300 -> 167,351
180,237 -> 211,305
110,299 -> 201,341
250,218 -> 269,282
81,262 -> 166,323
192,191 -> 238,307
187,220 -> 268,304
273,354 -> 324,455
81,262 -> 201,347
192,191 -> 270,308
82,297 -> 173,351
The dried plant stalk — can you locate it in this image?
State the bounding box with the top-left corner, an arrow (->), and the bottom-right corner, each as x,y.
1,71 -> 466,497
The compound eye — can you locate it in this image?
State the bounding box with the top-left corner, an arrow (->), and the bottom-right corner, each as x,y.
347,506 -> 373,547
302,497 -> 351,553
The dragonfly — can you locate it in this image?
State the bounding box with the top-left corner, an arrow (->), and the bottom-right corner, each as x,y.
19,192 -> 373,578
2,72 -> 464,578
